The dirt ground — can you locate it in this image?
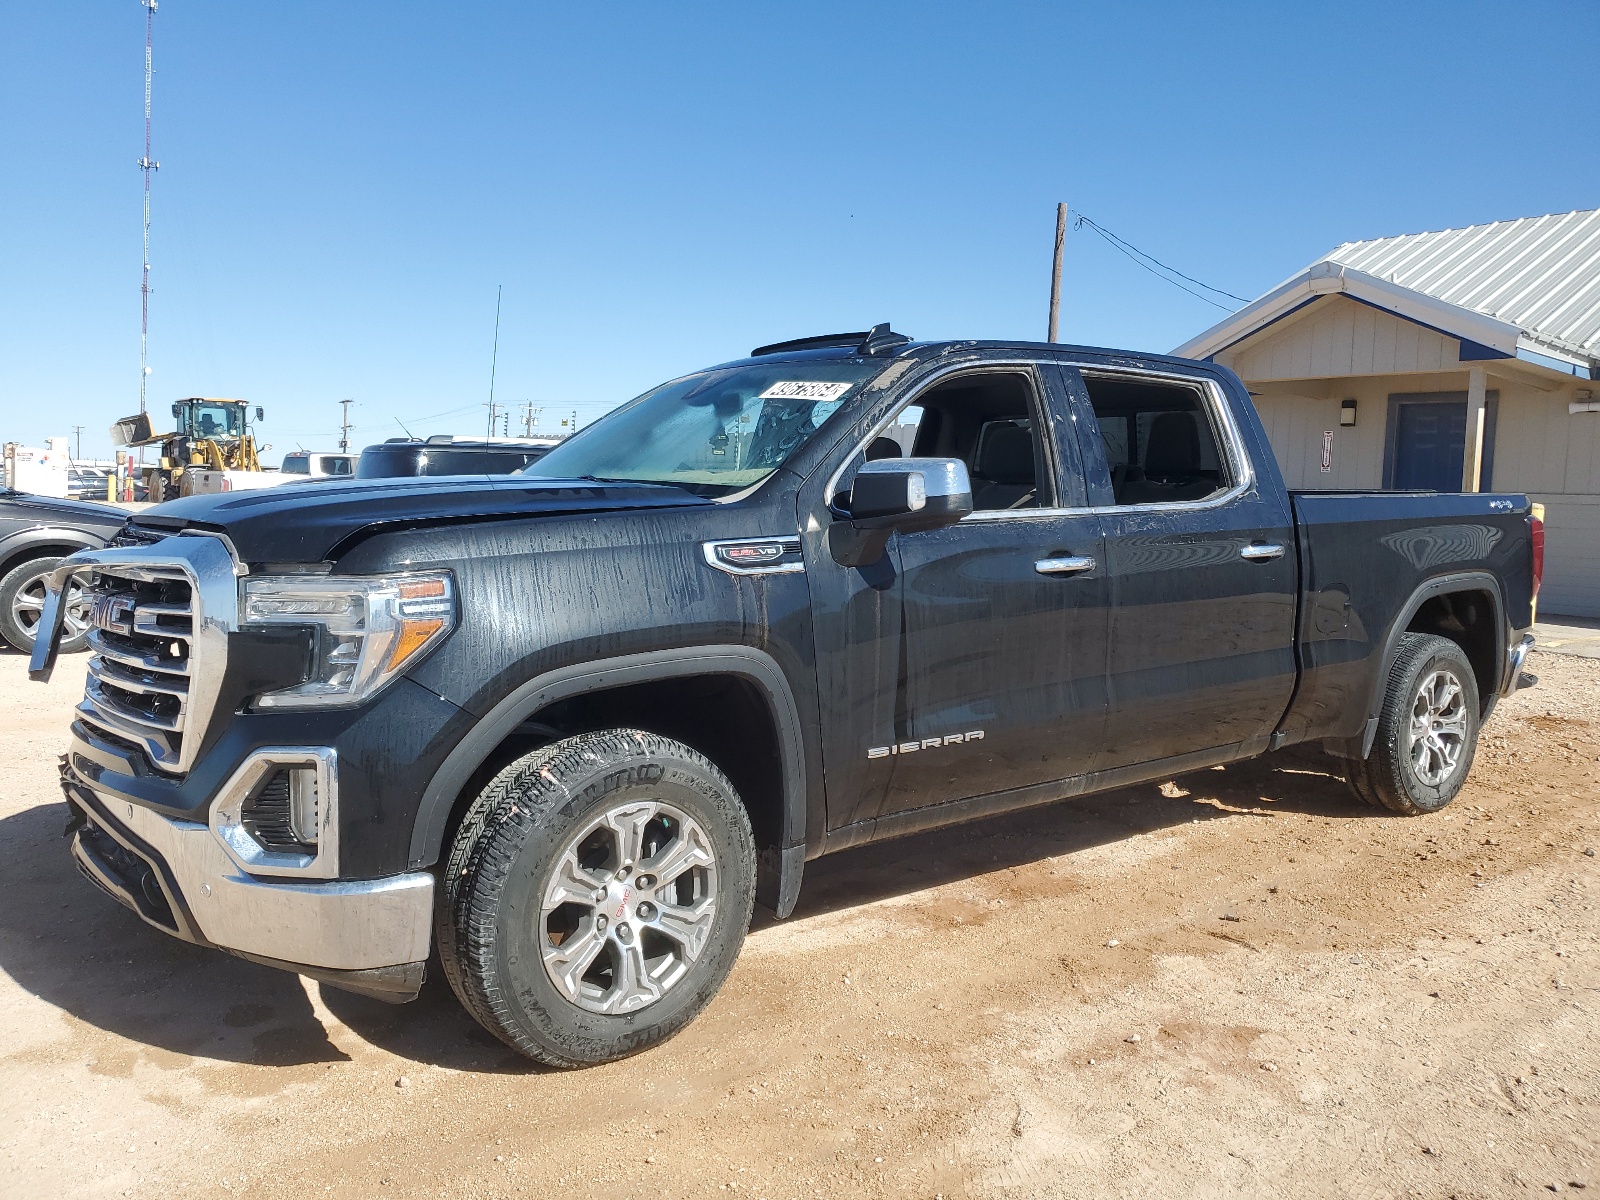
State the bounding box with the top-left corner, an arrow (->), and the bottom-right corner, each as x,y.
0,650 -> 1596,1200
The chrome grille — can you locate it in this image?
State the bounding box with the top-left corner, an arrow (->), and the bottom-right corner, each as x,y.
77,569 -> 197,772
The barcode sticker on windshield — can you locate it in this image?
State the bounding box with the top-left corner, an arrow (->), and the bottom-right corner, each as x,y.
759,381 -> 853,402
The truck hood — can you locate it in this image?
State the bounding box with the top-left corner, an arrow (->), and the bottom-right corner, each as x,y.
129,474 -> 715,563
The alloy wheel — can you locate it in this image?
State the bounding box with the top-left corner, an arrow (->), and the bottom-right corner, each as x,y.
538,800 -> 718,1014
1407,667 -> 1468,787
11,572 -> 89,643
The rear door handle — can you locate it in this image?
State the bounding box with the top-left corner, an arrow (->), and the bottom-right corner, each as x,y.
1035,556 -> 1096,575
1240,543 -> 1286,561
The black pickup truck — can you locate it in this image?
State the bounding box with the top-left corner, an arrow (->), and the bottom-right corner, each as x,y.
32,327 -> 1540,1068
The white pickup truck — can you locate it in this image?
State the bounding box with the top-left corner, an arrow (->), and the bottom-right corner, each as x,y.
185,452 -> 356,495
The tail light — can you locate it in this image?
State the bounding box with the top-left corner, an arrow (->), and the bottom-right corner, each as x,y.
1531,511 -> 1545,598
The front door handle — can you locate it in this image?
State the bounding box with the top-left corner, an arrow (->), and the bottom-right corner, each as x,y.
1240,543 -> 1286,561
1035,556 -> 1096,576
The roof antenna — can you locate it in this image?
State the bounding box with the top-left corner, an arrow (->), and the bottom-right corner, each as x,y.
485,284 -> 503,435
857,323 -> 912,355
394,416 -> 417,439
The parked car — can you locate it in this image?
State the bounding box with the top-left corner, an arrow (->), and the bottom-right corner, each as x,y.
32,326 -> 1539,1069
356,435 -> 559,479
0,488 -> 124,653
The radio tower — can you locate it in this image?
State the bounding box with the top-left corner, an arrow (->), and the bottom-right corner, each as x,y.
137,0 -> 159,415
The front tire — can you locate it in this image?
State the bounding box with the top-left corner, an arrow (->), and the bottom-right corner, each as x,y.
1346,633 -> 1480,815
0,556 -> 92,654
436,730 -> 757,1067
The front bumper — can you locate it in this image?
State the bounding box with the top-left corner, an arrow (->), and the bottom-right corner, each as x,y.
65,776 -> 434,1002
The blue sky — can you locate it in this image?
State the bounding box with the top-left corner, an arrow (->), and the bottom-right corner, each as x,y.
3,1 -> 1597,462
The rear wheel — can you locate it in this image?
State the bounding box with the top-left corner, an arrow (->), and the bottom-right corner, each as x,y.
1345,633 -> 1480,815
436,729 -> 757,1067
0,556 -> 91,654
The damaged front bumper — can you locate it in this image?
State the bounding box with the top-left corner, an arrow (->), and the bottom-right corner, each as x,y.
63,770 -> 434,1003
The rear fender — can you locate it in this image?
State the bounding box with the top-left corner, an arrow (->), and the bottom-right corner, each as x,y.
1343,570 -> 1507,758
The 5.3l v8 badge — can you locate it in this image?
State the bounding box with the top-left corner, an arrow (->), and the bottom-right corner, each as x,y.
867,730 -> 984,760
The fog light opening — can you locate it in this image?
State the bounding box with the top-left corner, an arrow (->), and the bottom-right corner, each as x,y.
240,765 -> 321,855
289,766 -> 320,845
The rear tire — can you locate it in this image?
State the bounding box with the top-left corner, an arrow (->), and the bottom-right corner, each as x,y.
435,729 -> 757,1068
1346,633 -> 1480,815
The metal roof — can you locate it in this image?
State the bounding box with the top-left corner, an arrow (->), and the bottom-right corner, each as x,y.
1325,209 -> 1600,363
1174,209 -> 1600,372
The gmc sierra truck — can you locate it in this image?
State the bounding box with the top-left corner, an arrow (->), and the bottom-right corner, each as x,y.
31,326 -> 1540,1068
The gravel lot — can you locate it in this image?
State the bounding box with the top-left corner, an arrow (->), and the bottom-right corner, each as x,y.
0,649 -> 1595,1199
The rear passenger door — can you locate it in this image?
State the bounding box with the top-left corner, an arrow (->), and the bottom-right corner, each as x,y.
1061,365 -> 1297,770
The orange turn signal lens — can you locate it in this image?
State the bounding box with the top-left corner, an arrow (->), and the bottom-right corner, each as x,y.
386,616 -> 445,671
387,577 -> 453,670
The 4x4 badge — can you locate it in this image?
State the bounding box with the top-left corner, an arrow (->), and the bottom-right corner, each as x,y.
867,731 -> 984,760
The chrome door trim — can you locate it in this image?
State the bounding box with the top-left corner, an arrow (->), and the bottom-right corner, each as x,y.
1034,557 -> 1096,575
822,358 -> 1263,526
1239,543 -> 1287,561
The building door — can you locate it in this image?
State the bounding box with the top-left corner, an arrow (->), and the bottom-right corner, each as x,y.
1384,392 -> 1499,492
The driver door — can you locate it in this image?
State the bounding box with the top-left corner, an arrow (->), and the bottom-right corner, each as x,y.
800,359 -> 1109,833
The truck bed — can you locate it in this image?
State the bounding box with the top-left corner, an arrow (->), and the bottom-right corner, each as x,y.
1276,490 -> 1536,752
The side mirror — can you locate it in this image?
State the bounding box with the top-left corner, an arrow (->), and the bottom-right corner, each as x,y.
171,402 -> 183,418
255,407 -> 265,422
830,457 -> 972,567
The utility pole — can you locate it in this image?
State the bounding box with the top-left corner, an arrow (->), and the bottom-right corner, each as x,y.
72,426 -> 84,460
485,400 -> 499,436
338,398 -> 354,452
1047,201 -> 1067,343
137,0 -> 159,415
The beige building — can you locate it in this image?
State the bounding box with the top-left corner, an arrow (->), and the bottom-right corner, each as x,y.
1175,209 -> 1600,617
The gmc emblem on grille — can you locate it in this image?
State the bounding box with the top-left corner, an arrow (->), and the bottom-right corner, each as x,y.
90,593 -> 136,636
867,730 -> 984,759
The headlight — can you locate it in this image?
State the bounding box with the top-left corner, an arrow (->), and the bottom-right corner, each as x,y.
241,571 -> 456,708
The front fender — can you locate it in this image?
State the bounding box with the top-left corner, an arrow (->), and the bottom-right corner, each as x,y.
408,644 -> 810,917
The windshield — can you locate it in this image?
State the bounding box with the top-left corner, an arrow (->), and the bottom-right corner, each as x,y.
522,360 -> 886,495
190,402 -> 243,441
280,455 -> 310,474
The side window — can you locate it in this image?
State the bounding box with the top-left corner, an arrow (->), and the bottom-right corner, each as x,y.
1079,374 -> 1232,506
892,372 -> 1052,512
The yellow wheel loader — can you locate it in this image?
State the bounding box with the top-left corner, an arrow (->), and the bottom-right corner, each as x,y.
109,398 -> 268,501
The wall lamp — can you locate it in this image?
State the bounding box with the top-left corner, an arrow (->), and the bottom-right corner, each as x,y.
1339,398 -> 1358,427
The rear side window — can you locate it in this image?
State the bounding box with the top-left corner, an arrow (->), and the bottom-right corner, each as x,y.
1079,374 -> 1232,506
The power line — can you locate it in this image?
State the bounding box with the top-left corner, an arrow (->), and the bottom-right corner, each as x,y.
1074,214 -> 1248,310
